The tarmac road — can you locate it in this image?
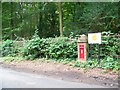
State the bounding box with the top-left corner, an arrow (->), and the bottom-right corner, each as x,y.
0,66 -> 108,88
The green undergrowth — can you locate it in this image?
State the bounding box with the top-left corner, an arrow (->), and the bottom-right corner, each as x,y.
2,56 -> 24,63
2,56 -> 119,72
1,31 -> 120,71
21,32 -> 77,60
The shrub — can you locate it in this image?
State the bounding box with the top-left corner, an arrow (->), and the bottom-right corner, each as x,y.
0,40 -> 19,56
47,37 -> 77,59
100,57 -> 119,71
21,32 -> 45,59
101,31 -> 120,58
22,32 -> 77,60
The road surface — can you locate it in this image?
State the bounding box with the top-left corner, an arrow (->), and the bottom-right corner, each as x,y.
0,66 -> 108,88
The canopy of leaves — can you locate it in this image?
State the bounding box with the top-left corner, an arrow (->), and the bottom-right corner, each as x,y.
2,2 -> 120,40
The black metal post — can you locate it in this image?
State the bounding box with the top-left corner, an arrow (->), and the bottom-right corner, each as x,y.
98,44 -> 100,64
89,44 -> 92,60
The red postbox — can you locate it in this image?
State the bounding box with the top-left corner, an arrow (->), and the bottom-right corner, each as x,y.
77,35 -> 87,62
79,45 -> 84,59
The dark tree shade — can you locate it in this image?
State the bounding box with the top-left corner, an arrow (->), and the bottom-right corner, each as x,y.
2,2 -> 119,40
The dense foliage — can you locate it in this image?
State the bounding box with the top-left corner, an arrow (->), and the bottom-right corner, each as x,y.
0,40 -> 19,56
21,31 -> 77,59
2,2 -> 120,40
1,31 -> 120,70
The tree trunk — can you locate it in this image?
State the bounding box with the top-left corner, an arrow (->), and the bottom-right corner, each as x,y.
58,2 -> 63,37
19,2 -> 23,38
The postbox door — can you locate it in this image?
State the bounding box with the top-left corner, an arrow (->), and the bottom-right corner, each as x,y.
79,45 -> 84,59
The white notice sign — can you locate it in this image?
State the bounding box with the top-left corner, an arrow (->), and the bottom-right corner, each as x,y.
88,33 -> 101,44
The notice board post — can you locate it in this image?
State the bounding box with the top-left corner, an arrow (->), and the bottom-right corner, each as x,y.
88,33 -> 101,64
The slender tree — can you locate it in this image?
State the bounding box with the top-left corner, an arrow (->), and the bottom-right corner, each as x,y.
58,1 -> 63,37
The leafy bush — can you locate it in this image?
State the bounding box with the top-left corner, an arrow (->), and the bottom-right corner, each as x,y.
101,31 -> 120,58
47,37 -> 77,59
100,57 -> 119,71
21,32 -> 46,59
22,32 -> 77,60
0,40 -> 19,56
